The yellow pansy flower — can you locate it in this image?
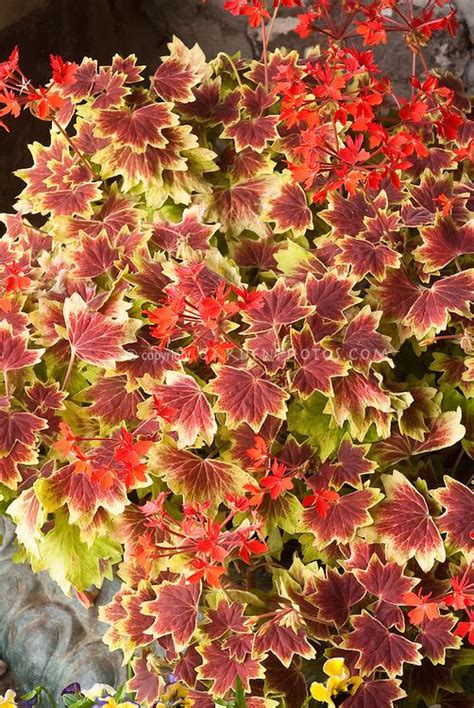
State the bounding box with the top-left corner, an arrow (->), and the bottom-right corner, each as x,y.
156,682 -> 192,707
98,700 -> 137,708
0,690 -> 17,708
310,657 -> 362,707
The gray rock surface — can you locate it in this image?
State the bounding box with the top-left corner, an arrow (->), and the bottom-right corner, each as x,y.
0,517 -> 126,699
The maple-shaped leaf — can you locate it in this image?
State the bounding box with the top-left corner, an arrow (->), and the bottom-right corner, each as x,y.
264,655 -> 307,708
100,584 -> 155,661
205,600 -> 250,640
35,462 -> 128,526
338,236 -> 401,280
291,327 -> 347,398
152,37 -> 209,103
331,306 -> 394,375
316,437 -> 376,490
371,471 -> 445,572
370,409 -> 465,469
150,372 -> 216,447
372,268 -> 421,323
306,272 -> 359,322
342,678 -> 406,708
265,182 -> 313,237
310,568 -> 366,627
416,615 -> 462,664
74,230 -> 116,278
142,578 -> 201,651
197,643 -> 265,697
174,644 -> 202,687
343,612 -> 422,677
328,371 -> 393,440
415,217 -> 474,273
431,477 -> 474,561
223,114 -> 279,153
242,281 -> 313,335
0,321 -> 44,372
398,384 -> 442,442
151,444 -> 248,503
404,270 -> 474,338
176,77 -> 240,126
151,205 -> 217,254
88,374 -> 141,425
31,510 -> 122,594
7,486 -> 46,559
209,177 -> 272,237
208,365 -> 289,432
95,102 -> 178,150
0,409 -> 47,488
374,601 -> 406,632
252,621 -> 315,668
63,292 -> 140,367
117,584 -> 156,657
67,188 -> 139,240
303,487 -> 382,549
320,190 -> 375,238
353,554 -> 417,605
128,654 -> 165,707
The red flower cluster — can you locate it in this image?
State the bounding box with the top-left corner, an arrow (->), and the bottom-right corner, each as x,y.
0,49 -> 76,129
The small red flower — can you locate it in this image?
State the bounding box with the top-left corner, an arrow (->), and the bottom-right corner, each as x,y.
302,488 -> 340,518
454,609 -> 474,645
260,460 -> 293,500
50,55 -> 77,86
403,590 -> 441,626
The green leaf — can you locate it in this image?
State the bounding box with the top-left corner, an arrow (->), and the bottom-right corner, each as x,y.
30,511 -> 122,594
287,393 -> 344,461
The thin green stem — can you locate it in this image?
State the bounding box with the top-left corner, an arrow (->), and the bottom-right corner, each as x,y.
3,371 -> 9,398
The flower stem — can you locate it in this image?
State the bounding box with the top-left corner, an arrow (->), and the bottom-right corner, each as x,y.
217,52 -> 243,89
62,348 -> 76,389
261,19 -> 269,90
52,116 -> 95,173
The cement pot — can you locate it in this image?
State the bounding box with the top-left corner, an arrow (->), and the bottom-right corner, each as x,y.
0,517 -> 126,699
